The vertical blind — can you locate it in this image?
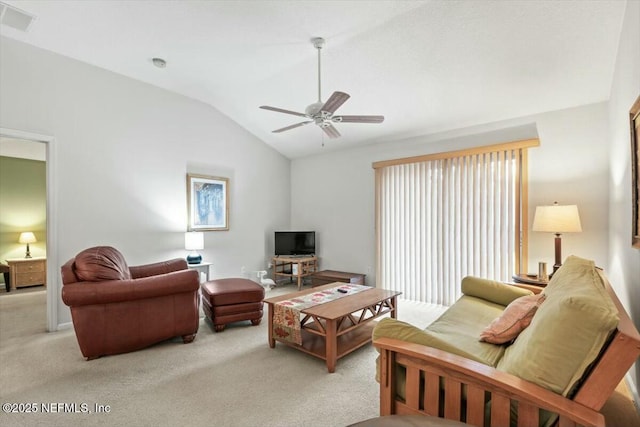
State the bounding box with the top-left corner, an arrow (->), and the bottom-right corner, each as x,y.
374,140 -> 537,306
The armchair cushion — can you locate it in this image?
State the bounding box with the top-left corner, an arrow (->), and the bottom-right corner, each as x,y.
74,246 -> 131,281
129,259 -> 188,279
497,256 -> 619,396
461,276 -> 533,306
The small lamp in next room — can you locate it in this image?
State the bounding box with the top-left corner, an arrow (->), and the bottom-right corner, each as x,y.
19,232 -> 37,258
184,231 -> 204,264
532,202 -> 582,274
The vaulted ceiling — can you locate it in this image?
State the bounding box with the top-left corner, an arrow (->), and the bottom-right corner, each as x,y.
0,1 -> 626,158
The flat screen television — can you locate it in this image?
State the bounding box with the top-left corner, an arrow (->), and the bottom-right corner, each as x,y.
274,231 -> 315,256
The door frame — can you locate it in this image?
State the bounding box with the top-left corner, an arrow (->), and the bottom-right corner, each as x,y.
1,127 -> 58,331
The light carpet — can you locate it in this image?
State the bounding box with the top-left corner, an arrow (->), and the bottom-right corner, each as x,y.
5,287 -> 636,427
0,285 -> 446,427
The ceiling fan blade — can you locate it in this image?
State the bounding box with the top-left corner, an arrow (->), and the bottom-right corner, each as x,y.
260,105 -> 307,117
272,121 -> 312,133
322,123 -> 341,139
333,115 -> 385,123
321,91 -> 350,114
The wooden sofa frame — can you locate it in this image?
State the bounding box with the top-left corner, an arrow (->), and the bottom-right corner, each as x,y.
373,273 -> 640,427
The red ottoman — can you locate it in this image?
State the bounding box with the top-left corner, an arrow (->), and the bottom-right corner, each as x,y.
201,278 -> 265,332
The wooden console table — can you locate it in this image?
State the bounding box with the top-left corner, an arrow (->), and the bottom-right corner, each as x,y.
311,270 -> 366,287
272,256 -> 318,290
6,257 -> 47,291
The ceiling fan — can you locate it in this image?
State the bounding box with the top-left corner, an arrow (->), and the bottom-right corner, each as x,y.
260,37 -> 384,139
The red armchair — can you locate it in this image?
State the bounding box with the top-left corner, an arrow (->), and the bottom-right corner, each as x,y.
61,246 -> 200,360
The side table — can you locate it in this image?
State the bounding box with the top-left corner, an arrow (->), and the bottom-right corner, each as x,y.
6,257 -> 47,291
511,273 -> 549,287
188,261 -> 213,283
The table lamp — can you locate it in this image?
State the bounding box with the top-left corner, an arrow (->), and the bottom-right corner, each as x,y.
532,202 -> 582,274
184,232 -> 204,264
19,231 -> 37,258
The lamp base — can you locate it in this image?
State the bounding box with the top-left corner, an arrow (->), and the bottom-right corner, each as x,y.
553,233 -> 563,274
186,253 -> 202,264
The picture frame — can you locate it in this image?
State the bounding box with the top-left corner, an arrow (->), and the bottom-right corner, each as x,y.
187,173 -> 229,231
631,95 -> 640,249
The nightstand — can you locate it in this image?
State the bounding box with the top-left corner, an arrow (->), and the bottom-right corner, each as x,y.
188,261 -> 212,283
511,273 -> 549,287
6,257 -> 47,291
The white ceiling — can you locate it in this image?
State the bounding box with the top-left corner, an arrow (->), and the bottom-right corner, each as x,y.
0,0 -> 626,159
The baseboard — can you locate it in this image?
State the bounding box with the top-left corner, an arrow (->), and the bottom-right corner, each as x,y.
56,321 -> 73,331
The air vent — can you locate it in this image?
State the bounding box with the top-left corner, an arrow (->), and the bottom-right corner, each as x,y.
0,2 -> 36,32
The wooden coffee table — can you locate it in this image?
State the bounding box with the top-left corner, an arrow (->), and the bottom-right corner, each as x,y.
264,283 -> 401,373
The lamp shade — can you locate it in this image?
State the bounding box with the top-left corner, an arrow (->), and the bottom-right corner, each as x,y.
18,232 -> 37,244
184,232 -> 204,250
532,203 -> 582,233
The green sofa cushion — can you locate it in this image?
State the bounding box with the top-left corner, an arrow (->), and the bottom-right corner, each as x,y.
496,256 -> 619,396
374,295 -> 507,367
424,295 -> 508,366
461,276 -> 533,306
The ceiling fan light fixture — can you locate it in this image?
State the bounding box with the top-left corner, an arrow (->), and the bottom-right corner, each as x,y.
305,101 -> 323,117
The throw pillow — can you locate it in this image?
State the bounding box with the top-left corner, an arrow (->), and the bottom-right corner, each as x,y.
480,293 -> 546,344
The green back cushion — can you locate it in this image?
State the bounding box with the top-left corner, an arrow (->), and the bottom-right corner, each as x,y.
461,276 -> 533,306
496,256 -> 619,396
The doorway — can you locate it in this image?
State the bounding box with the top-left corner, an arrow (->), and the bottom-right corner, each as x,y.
0,128 -> 57,331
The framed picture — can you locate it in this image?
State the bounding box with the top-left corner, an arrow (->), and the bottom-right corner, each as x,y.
187,174 -> 229,231
631,95 -> 640,249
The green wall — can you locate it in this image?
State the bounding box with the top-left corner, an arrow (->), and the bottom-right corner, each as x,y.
0,156 -> 47,282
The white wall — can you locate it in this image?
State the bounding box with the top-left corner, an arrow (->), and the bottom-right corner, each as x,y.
528,103 -> 610,271
607,0 -> 640,398
0,37 -> 291,328
292,103 -> 610,287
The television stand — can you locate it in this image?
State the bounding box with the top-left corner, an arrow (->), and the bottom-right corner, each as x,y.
272,256 -> 318,290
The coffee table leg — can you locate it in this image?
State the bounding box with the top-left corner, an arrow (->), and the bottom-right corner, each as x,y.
391,296 -> 398,319
325,318 -> 337,373
268,303 -> 275,348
